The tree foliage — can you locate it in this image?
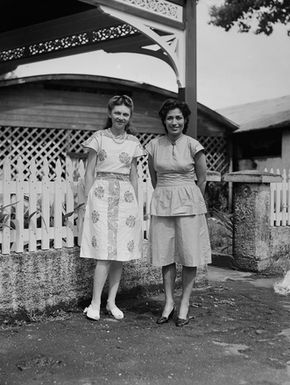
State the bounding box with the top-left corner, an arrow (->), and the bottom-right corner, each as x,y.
209,0 -> 290,35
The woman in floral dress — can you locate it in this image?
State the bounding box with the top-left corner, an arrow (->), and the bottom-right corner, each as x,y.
80,95 -> 145,321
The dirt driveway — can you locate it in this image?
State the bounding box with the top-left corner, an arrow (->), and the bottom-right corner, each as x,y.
1,267 -> 290,385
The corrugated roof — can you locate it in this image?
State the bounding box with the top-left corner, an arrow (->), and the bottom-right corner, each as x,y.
217,95 -> 290,133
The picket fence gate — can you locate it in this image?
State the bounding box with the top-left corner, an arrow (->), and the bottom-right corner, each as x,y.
264,168 -> 290,227
0,156 -> 153,255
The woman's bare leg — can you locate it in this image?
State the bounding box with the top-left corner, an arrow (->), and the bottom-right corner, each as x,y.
90,260 -> 111,312
107,261 -> 124,319
178,266 -> 197,319
107,261 -> 123,305
161,263 -> 176,317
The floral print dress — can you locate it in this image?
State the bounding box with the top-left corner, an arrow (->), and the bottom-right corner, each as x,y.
80,129 -> 145,261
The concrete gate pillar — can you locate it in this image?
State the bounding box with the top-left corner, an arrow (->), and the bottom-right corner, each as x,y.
224,171 -> 283,272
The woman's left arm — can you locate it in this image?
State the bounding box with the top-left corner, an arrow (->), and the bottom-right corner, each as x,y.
195,151 -> 207,197
130,158 -> 138,200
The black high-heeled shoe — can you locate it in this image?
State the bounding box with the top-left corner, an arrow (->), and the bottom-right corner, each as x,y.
175,317 -> 189,327
156,306 -> 175,325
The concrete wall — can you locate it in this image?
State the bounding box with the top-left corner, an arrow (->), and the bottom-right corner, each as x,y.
0,241 -> 211,316
269,226 -> 290,274
0,248 -> 94,313
0,242 -> 162,315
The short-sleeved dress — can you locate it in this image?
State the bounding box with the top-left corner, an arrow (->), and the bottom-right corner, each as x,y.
146,134 -> 211,267
80,129 -> 146,261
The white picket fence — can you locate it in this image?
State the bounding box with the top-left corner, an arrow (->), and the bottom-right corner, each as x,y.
0,156 -> 221,255
0,156 -> 153,255
264,168 -> 290,227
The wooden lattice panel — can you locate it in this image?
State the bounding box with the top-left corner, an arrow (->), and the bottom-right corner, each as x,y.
0,127 -> 229,180
198,136 -> 229,174
136,133 -> 160,181
67,129 -> 93,153
1,126 -> 69,179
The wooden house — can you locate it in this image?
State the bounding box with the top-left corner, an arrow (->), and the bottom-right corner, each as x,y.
218,96 -> 290,171
0,74 -> 237,179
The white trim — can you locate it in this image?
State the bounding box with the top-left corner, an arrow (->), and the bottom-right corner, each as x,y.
114,0 -> 183,22
100,5 -> 186,87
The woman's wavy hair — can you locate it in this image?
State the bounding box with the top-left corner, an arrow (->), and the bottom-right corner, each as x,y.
103,94 -> 136,135
158,98 -> 191,134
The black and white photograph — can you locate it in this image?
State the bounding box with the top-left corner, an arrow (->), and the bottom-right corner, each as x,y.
0,1 -> 290,384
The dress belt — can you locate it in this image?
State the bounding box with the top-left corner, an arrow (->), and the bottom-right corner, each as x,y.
157,173 -> 196,186
96,172 -> 130,181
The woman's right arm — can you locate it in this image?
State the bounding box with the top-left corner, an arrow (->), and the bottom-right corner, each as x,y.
147,154 -> 157,189
84,149 -> 97,199
195,151 -> 207,197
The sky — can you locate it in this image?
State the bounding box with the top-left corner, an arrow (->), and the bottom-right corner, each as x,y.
9,0 -> 290,110
197,1 -> 290,109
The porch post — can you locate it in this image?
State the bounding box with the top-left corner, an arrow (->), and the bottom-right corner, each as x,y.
179,0 -> 197,139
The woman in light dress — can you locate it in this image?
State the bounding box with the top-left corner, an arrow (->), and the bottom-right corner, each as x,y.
80,95 -> 145,321
146,99 -> 211,327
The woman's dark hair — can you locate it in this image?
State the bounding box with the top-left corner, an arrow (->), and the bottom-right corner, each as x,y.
103,95 -> 136,134
158,98 -> 191,134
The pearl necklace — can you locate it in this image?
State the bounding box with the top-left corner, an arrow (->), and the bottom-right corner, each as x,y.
108,128 -> 127,144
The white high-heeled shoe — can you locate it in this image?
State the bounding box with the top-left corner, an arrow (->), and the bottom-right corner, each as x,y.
83,304 -> 100,321
105,302 -> 124,320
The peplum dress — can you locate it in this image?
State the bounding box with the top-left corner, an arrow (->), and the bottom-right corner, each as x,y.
146,134 -> 211,267
80,129 -> 146,261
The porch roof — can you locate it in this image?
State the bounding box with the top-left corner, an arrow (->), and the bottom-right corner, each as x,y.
0,0 -> 183,75
218,95 -> 290,133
